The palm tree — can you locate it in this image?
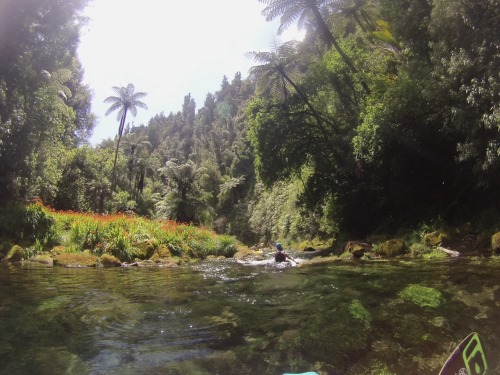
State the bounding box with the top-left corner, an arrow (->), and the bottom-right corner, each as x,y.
248,40 -> 300,101
104,83 -> 148,191
259,0 -> 370,93
330,0 -> 375,35
157,159 -> 210,223
248,41 -> 334,143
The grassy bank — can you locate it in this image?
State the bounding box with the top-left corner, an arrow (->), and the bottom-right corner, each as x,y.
0,200 -> 239,265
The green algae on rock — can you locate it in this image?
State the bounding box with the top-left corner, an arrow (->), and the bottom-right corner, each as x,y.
399,284 -> 443,308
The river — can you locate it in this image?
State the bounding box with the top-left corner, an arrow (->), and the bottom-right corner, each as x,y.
0,256 -> 498,374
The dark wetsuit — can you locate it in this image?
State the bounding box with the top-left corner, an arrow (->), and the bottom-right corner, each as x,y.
275,250 -> 287,262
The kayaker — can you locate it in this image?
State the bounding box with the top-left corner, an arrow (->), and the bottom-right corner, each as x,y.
274,243 -> 293,262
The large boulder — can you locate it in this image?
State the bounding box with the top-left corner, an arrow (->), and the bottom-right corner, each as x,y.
5,245 -> 27,262
378,239 -> 407,257
423,230 -> 449,247
343,241 -> 372,258
134,240 -> 157,259
492,232 -> 500,254
99,253 -> 122,267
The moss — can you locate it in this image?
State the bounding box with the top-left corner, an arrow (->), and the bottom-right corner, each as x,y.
30,254 -> 54,265
348,300 -> 371,326
492,231 -> 500,254
378,239 -> 406,257
134,240 -> 157,259
149,244 -> 173,261
5,245 -> 27,262
422,248 -> 448,259
53,253 -> 98,267
409,243 -> 429,257
424,230 -> 449,246
399,284 -> 443,308
232,246 -> 254,259
37,295 -> 72,312
339,251 -> 353,259
99,253 -> 121,267
51,245 -> 67,255
296,238 -> 332,251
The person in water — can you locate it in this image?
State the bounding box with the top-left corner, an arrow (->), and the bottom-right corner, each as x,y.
274,243 -> 293,262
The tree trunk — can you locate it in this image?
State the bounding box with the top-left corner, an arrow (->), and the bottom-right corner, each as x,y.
111,111 -> 128,192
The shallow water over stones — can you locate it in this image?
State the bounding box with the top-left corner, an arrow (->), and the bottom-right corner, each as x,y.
0,257 -> 498,374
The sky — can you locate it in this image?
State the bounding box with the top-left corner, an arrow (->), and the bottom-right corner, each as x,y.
77,0 -> 304,145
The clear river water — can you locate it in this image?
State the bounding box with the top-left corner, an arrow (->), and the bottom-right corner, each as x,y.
0,256 -> 498,375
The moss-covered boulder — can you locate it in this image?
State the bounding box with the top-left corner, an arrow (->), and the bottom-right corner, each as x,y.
53,253 -> 98,267
232,245 -> 254,259
134,240 -> 157,259
297,239 -> 332,251
378,239 -> 407,257
149,244 -> 174,261
343,241 -> 372,258
50,245 -> 68,255
99,253 -> 122,267
491,232 -> 500,254
5,245 -> 27,262
424,230 -> 449,246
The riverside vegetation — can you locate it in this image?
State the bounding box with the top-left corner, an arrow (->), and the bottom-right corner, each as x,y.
1,199 -> 499,268
1,1 -> 499,260
0,200 -> 238,267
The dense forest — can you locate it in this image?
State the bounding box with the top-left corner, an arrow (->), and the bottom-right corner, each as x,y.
1,0 -> 499,246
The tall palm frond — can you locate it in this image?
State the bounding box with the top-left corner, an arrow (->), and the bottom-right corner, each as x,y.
40,68 -> 72,110
259,0 -> 370,93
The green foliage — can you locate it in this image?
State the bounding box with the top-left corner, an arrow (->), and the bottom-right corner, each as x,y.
2,0 -> 499,245
106,224 -> 134,262
156,160 -> 212,224
47,204 -> 238,262
0,0 -> 93,202
0,201 -> 57,247
246,97 -> 310,186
